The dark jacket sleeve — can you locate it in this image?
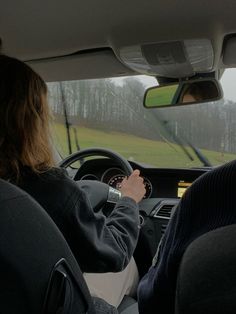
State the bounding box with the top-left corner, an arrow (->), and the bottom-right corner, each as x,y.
19,168 -> 140,274
62,181 -> 140,273
137,206 -> 181,314
137,186 -> 215,314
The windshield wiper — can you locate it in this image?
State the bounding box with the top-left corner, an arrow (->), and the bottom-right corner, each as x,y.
59,82 -> 72,155
186,141 -> 212,167
162,120 -> 195,163
59,82 -> 85,165
162,119 -> 212,167
151,111 -> 212,167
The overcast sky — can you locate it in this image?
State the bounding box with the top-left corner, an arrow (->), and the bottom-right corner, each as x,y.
220,69 -> 236,102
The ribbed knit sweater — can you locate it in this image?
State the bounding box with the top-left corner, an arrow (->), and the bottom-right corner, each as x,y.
138,159 -> 236,314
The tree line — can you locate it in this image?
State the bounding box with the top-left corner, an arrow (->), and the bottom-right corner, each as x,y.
47,78 -> 236,154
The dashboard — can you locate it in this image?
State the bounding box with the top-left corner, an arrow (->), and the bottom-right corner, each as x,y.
74,158 -> 210,200
73,158 -> 211,276
81,166 -> 152,199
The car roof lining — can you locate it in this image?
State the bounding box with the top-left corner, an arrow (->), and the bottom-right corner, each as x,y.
1,0 -> 236,80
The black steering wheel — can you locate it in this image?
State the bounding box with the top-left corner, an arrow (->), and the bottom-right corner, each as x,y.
59,148 -> 133,211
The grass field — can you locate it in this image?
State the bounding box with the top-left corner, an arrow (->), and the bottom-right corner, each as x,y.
52,123 -> 236,168
145,84 -> 179,107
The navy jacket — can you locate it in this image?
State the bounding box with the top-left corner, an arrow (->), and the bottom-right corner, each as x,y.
138,160 -> 236,314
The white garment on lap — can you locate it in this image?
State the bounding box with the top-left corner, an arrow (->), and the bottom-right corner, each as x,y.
83,257 -> 139,307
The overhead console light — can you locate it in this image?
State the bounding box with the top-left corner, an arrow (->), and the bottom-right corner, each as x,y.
184,39 -> 214,72
119,39 -> 214,78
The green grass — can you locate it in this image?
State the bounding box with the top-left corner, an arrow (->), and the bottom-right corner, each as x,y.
145,85 -> 179,107
52,123 -> 236,168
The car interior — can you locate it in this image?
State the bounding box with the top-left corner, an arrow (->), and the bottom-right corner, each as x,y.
1,0 -> 236,313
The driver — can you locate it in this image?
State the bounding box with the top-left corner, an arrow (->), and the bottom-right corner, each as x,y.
0,54 -> 146,312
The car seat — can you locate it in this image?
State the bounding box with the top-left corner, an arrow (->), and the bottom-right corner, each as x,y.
0,178 -> 96,314
176,224 -> 236,314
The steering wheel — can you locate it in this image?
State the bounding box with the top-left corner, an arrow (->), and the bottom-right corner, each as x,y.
59,148 -> 133,211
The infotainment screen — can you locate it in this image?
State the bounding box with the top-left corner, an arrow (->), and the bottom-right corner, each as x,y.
177,181 -> 192,198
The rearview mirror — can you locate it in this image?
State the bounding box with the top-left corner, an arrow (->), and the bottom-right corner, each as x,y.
144,78 -> 223,109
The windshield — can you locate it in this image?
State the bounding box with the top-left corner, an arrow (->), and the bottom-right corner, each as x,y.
47,70 -> 236,168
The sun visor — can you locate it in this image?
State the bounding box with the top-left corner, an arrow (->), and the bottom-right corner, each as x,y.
118,39 -> 214,79
27,49 -> 134,82
223,36 -> 236,66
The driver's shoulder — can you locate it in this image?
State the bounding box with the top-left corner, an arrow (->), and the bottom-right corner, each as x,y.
19,166 -> 83,202
39,167 -> 81,193
40,167 -> 70,181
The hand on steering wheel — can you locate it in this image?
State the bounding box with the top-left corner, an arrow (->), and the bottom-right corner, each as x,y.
59,147 -> 144,211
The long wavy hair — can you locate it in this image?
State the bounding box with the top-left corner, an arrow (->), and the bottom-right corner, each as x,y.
0,54 -> 55,182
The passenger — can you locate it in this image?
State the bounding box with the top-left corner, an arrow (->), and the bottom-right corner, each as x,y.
180,81 -> 219,103
181,83 -> 204,103
0,54 -> 145,312
137,84 -> 207,314
137,159 -> 236,314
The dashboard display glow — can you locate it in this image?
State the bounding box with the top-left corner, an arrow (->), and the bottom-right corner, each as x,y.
177,181 -> 192,198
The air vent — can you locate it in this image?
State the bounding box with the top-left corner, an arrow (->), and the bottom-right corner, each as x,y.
154,202 -> 177,219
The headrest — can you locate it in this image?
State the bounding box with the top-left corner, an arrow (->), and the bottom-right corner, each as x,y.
176,224 -> 236,314
0,179 -> 94,314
